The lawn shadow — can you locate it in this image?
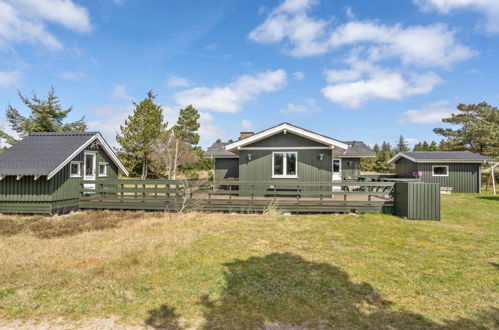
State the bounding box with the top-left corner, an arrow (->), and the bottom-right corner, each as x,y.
198,252 -> 498,329
476,196 -> 499,201
145,303 -> 182,330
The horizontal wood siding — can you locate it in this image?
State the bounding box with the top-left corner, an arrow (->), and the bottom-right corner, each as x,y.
214,158 -> 239,180
395,159 -> 480,193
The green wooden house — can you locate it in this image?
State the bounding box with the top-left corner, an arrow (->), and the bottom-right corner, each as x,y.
388,151 -> 492,193
0,132 -> 128,214
204,123 -> 374,194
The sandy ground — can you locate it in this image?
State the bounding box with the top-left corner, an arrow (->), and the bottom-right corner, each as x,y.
0,318 -> 145,330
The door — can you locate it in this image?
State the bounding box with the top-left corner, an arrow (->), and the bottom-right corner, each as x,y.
83,152 -> 96,190
332,159 -> 341,191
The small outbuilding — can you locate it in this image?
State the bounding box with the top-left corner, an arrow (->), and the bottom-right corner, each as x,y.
388,151 -> 492,193
0,132 -> 128,214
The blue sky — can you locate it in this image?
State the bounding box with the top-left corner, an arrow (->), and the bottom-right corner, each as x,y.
0,0 -> 498,148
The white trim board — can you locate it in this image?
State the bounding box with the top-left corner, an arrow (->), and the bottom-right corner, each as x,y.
47,133 -> 129,179
225,123 -> 348,152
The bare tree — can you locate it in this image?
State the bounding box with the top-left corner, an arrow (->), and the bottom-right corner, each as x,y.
149,131 -> 196,179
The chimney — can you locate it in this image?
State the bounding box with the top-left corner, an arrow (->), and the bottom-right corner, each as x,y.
239,131 -> 254,140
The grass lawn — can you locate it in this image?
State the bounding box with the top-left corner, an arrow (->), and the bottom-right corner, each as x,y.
0,192 -> 498,329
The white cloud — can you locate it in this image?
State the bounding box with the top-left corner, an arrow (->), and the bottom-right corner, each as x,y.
199,112 -> 225,146
279,98 -> 321,113
322,59 -> 443,108
329,22 -> 475,68
0,70 -> 20,88
0,0 -> 91,50
59,70 -> 85,81
87,104 -> 134,147
249,0 -> 475,67
248,0 -> 330,57
111,85 -> 131,101
414,0 -> 499,34
240,119 -> 253,131
167,75 -> 193,88
173,69 -> 287,113
398,100 -> 456,124
293,71 -> 305,80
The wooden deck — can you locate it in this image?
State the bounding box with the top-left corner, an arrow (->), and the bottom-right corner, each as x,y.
79,180 -> 395,214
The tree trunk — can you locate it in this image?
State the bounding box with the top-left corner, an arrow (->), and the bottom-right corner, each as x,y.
141,155 -> 148,180
173,138 -> 179,180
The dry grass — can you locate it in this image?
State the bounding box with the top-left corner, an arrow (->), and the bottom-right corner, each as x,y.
0,193 -> 498,329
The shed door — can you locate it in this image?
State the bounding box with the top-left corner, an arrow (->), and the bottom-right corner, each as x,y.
83,152 -> 96,189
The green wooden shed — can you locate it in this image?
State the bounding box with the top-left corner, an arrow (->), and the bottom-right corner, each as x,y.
0,132 -> 128,214
388,151 -> 492,193
204,122 -> 375,195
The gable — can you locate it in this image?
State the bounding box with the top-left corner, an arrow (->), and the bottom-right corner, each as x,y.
244,132 -> 330,148
225,122 -> 348,152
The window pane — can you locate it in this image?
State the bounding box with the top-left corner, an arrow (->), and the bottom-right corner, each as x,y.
433,166 -> 447,175
274,153 -> 284,175
70,163 -> 79,175
333,160 -> 340,173
286,153 -> 296,175
85,155 -> 94,176
99,164 -> 106,175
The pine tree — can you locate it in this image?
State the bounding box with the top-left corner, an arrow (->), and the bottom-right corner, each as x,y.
422,141 -> 429,151
116,91 -> 167,179
429,141 -> 438,151
395,135 -> 409,152
173,105 -> 200,146
0,87 -> 86,145
434,102 -> 498,156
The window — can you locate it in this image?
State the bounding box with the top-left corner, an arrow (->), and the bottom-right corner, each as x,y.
272,152 -> 297,178
333,160 -> 340,173
432,165 -> 448,176
70,161 -> 81,177
98,163 -> 108,177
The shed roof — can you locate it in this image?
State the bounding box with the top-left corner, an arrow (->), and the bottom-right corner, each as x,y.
0,132 -> 128,178
388,151 -> 493,164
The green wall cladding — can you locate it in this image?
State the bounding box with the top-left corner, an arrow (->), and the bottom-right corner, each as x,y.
395,182 -> 440,220
341,158 -> 361,180
214,158 -> 239,181
395,158 -> 480,193
0,143 -> 118,214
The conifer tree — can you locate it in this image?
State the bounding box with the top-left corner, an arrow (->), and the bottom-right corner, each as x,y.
116,91 -> 167,179
0,87 -> 86,145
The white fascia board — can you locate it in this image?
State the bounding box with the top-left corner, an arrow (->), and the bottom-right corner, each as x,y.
387,153 -> 416,164
47,133 -> 129,180
387,152 -> 488,164
225,123 -> 348,151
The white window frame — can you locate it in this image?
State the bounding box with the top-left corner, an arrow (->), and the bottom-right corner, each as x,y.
98,162 -> 108,177
432,165 -> 449,177
272,151 -> 298,178
70,161 -> 81,178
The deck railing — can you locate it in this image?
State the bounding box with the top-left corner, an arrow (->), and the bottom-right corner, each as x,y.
79,180 -> 395,213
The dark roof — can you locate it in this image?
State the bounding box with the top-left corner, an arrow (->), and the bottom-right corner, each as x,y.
339,141 -> 375,158
390,151 -> 493,164
0,132 -> 98,176
204,142 -> 238,158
